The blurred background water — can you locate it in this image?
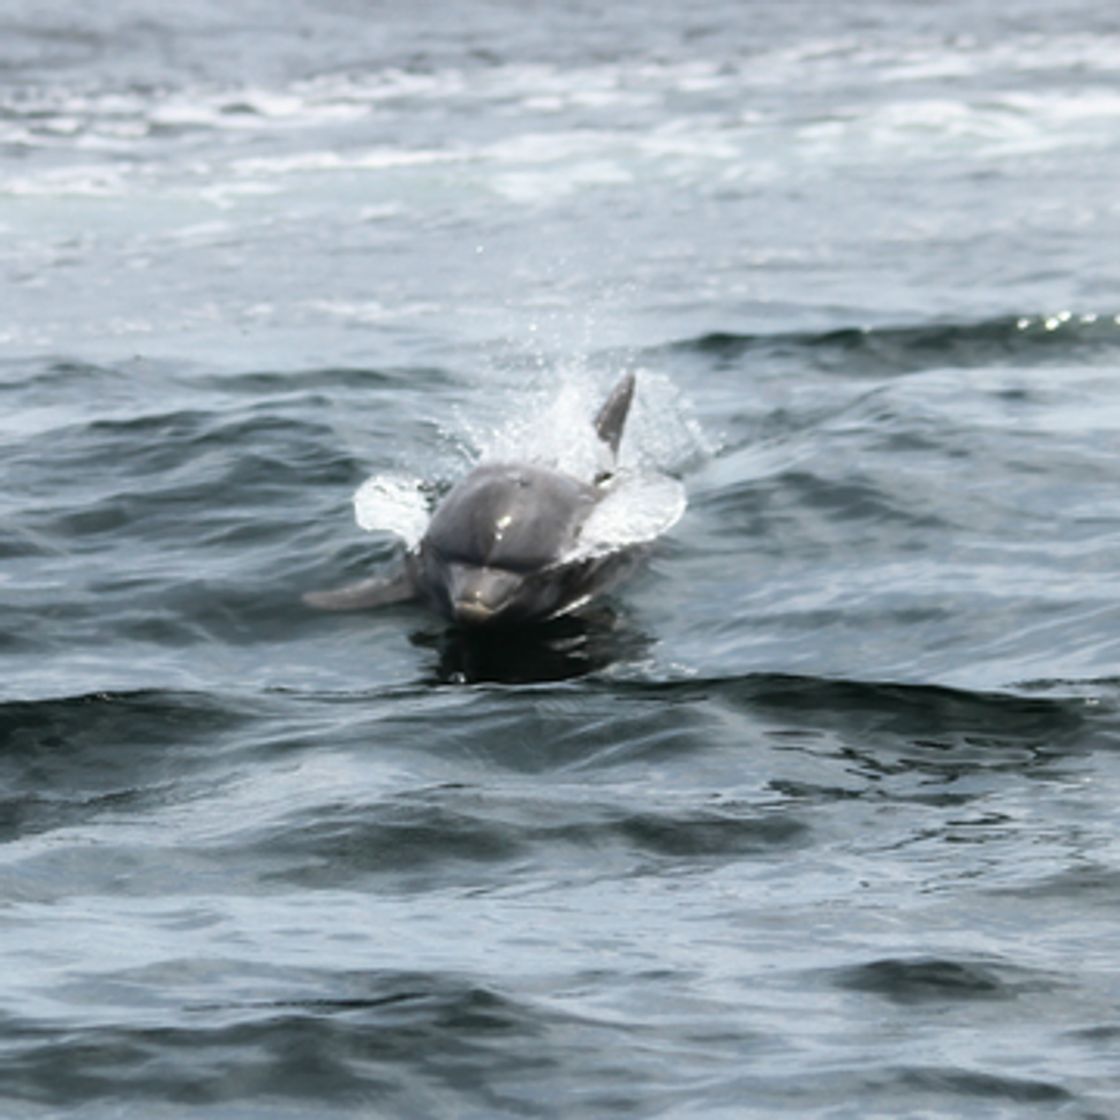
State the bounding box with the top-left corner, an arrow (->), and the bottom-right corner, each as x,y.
3,1 -> 1120,1116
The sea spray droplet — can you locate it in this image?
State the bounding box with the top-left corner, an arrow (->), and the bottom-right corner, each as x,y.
622,367 -> 716,474
466,374 -> 615,481
463,368 -> 710,479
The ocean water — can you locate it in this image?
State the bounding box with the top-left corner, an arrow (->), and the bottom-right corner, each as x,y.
4,1 -> 1120,1116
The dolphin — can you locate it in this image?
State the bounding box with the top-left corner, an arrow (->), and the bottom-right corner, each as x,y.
305,372 -> 651,627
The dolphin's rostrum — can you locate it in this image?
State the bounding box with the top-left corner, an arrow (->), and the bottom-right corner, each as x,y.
306,372 -> 663,627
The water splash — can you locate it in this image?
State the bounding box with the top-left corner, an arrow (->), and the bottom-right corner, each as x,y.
469,368 -> 702,555
462,373 -> 613,480
352,473 -> 429,548
574,471 -> 688,558
464,367 -> 708,479
620,367 -> 715,475
354,369 -> 704,556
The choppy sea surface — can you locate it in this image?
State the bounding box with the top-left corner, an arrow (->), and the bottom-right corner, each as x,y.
4,2 -> 1120,1116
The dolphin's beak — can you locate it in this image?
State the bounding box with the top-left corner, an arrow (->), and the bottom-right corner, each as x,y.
446,564 -> 524,626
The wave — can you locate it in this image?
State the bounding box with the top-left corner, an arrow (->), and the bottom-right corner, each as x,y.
0,687 -> 264,752
0,1003 -> 1078,1113
0,972 -> 571,1108
3,669 -> 1111,747
598,670 -> 1112,749
666,312 -> 1120,374
251,791 -> 809,891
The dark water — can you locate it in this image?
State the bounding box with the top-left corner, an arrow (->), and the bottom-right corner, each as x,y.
4,2 -> 1120,1117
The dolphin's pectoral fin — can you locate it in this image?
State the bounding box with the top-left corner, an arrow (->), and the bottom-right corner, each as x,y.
303,568 -> 417,612
593,371 -> 636,458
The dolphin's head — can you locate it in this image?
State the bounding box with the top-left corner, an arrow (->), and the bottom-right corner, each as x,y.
443,562 -> 545,626
417,464 -> 600,627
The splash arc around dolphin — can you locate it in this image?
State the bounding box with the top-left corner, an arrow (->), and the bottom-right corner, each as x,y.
305,372 -> 685,627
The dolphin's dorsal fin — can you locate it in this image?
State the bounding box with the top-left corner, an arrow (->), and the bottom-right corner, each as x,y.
593,372 -> 635,458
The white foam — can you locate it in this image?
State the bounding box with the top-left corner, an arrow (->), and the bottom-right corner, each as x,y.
2,164 -> 127,197
308,299 -> 441,325
491,161 -> 633,205
232,147 -> 452,177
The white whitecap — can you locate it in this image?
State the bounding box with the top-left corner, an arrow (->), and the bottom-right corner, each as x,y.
352,474 -> 430,548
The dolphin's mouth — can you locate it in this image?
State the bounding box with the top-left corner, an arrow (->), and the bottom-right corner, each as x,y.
451,598 -> 499,626
445,563 -> 527,627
